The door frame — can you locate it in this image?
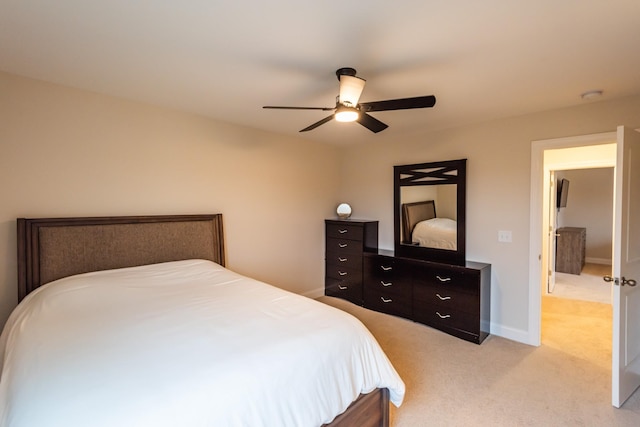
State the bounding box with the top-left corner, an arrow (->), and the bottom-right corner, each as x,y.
547,170 -> 557,294
528,131 -> 616,346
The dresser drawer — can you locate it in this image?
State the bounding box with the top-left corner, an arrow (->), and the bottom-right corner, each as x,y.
413,281 -> 479,315
365,255 -> 411,280
364,290 -> 412,318
420,266 -> 479,295
326,237 -> 364,256
325,276 -> 362,305
413,304 -> 480,337
326,252 -> 362,271
364,255 -> 412,298
326,264 -> 362,282
326,223 -> 364,241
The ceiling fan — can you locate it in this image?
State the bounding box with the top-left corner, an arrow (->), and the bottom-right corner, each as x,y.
263,67 -> 436,133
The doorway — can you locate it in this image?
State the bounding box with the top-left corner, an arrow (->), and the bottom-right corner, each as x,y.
531,127 -> 640,407
528,132 -> 616,346
539,143 -> 616,370
547,167 -> 614,304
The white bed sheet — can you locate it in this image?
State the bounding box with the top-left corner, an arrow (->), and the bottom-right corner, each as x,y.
0,259 -> 404,427
412,217 -> 457,250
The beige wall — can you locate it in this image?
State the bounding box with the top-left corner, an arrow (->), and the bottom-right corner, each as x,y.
0,72 -> 341,326
557,168 -> 614,263
3,69 -> 640,344
339,94 -> 640,342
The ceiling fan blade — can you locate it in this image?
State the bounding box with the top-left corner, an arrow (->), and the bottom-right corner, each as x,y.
299,115 -> 334,132
263,105 -> 334,111
359,95 -> 436,112
357,113 -> 388,133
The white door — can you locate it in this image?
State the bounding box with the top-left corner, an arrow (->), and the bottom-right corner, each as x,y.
611,126 -> 640,408
548,171 -> 557,293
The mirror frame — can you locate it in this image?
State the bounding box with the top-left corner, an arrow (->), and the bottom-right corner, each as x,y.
394,158 -> 467,265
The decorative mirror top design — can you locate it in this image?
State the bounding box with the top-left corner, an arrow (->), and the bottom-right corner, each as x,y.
394,159 -> 466,265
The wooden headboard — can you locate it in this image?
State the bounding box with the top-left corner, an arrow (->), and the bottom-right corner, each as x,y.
17,214 -> 225,301
401,200 -> 436,244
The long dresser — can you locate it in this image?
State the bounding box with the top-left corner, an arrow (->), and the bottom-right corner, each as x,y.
325,220 -> 491,344
365,250 -> 491,344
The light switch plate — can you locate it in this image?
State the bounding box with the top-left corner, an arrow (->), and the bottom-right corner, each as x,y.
498,230 -> 512,243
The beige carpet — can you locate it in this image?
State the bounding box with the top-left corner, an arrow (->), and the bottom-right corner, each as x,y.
318,295 -> 640,426
551,263 -> 612,304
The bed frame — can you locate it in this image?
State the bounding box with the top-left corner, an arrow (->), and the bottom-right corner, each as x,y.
16,214 -> 390,427
401,200 -> 436,244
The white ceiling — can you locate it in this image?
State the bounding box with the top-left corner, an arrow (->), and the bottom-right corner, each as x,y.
2,1 -> 639,146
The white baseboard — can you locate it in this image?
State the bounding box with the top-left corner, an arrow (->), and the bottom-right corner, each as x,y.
585,257 -> 612,265
489,322 -> 536,346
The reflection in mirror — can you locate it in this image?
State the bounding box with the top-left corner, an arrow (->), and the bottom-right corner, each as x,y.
400,185 -> 457,249
394,159 -> 466,265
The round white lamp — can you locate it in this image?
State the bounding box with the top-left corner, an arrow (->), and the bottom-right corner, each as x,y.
336,203 -> 352,219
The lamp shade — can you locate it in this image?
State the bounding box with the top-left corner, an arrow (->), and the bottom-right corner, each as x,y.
338,75 -> 365,107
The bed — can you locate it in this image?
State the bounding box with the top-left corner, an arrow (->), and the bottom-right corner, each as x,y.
1,214 -> 404,427
401,200 -> 457,250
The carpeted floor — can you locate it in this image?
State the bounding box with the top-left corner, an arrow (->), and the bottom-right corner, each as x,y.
551,263 -> 612,304
318,294 -> 640,426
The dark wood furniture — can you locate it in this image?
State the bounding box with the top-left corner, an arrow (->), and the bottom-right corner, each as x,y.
392,159 -> 491,343
325,219 -> 378,305
395,159 -> 466,265
365,250 -> 491,344
327,158 -> 491,344
17,214 -> 391,427
325,220 -> 491,344
556,227 -> 586,275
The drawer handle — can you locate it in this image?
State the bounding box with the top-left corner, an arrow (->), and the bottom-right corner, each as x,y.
338,229 -> 348,234
338,243 -> 348,248
338,285 -> 348,290
338,257 -> 348,262
381,297 -> 393,303
436,293 -> 451,301
436,275 -> 452,282
381,281 -> 393,287
436,311 -> 451,319
381,266 -> 393,271
338,271 -> 347,276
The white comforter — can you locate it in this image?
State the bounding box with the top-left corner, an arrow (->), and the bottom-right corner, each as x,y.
0,260 -> 404,427
412,217 -> 457,250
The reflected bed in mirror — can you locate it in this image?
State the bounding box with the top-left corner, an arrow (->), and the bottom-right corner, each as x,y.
401,200 -> 457,250
394,159 -> 466,265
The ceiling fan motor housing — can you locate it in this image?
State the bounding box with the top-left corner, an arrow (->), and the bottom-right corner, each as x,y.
336,67 -> 357,80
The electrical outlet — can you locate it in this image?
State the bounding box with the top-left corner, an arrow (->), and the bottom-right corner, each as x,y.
498,230 -> 512,243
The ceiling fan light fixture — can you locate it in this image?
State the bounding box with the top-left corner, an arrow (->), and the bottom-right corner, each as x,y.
335,105 -> 359,122
338,75 -> 366,107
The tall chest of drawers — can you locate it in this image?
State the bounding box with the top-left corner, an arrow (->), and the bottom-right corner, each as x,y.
324,219 -> 378,306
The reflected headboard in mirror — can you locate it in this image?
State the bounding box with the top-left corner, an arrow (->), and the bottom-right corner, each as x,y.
394,159 -> 466,265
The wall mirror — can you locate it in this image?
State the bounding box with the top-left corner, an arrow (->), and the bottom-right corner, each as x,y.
394,159 -> 466,265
